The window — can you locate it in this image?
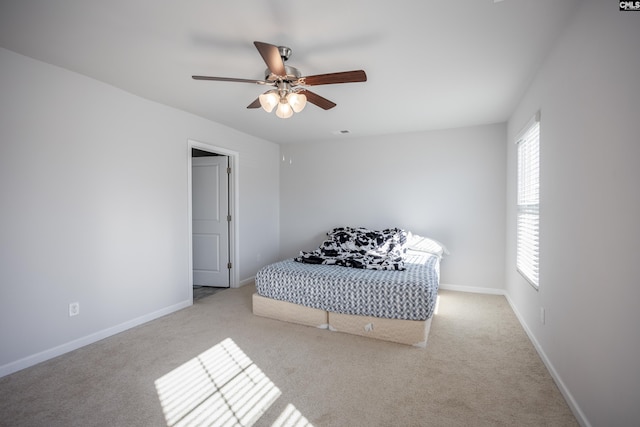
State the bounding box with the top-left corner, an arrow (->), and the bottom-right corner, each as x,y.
516,113 -> 540,288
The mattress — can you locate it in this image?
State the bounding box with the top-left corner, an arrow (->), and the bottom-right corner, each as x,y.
255,250 -> 440,321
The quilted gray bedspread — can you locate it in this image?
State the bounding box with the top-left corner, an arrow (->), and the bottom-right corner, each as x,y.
255,250 -> 440,321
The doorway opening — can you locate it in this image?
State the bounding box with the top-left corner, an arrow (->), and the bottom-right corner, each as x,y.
187,140 -> 239,301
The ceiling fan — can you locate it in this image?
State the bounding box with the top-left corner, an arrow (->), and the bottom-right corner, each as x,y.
192,41 -> 367,119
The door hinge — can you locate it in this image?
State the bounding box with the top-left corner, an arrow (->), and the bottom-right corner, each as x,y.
227,214 -> 231,222
227,262 -> 232,269
227,167 -> 231,175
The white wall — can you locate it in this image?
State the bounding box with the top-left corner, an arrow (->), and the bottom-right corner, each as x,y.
505,1 -> 640,426
280,124 -> 506,290
0,48 -> 280,375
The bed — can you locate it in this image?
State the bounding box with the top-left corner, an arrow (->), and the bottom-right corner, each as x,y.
253,227 -> 446,347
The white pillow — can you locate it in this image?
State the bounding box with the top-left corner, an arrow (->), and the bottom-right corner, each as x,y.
406,232 -> 450,257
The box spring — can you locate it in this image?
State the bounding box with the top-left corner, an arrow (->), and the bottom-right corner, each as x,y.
252,293 -> 432,348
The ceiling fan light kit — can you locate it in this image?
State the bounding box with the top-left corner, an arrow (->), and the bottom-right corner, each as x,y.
258,90 -> 278,113
193,41 -> 367,119
276,99 -> 293,119
258,81 -> 307,117
287,92 -> 306,113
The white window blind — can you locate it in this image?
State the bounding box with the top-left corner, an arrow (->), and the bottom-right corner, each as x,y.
516,114 -> 540,288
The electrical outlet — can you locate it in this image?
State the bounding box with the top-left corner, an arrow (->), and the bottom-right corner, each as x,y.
69,302 -> 80,317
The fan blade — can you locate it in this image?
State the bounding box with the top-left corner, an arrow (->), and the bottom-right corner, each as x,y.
192,76 -> 268,84
303,90 -> 337,110
298,70 -> 367,86
254,41 -> 286,77
247,98 -> 261,109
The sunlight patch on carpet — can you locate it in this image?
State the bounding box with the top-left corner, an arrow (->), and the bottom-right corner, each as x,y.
271,403 -> 313,427
155,338 -> 282,426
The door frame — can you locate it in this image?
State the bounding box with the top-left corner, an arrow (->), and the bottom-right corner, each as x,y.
187,139 -> 239,290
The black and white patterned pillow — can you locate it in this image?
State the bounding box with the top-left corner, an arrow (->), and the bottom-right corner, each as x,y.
295,227 -> 408,270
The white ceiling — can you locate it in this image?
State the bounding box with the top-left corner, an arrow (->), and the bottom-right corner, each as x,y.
0,0 -> 579,144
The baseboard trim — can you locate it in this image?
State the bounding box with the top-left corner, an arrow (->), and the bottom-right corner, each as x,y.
238,276 -> 255,287
0,299 -> 192,378
503,294 -> 591,427
439,283 -> 505,295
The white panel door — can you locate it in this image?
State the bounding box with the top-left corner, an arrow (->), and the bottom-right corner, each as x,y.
192,156 -> 229,287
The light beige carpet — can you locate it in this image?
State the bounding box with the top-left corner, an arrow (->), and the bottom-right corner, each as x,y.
0,285 -> 577,426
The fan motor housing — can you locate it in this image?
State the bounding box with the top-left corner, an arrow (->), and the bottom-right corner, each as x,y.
265,65 -> 302,82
